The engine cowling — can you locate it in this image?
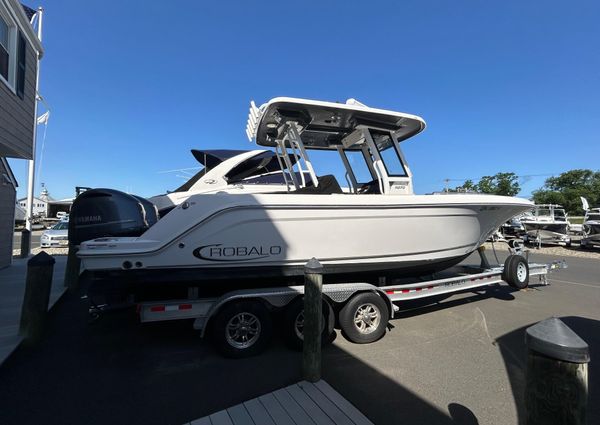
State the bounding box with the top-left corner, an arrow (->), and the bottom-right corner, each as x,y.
69,188 -> 159,245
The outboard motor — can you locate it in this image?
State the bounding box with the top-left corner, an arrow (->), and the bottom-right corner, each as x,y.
69,188 -> 159,245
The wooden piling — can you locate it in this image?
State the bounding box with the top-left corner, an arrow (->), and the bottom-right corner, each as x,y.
303,257 -> 323,383
525,317 -> 590,425
19,251 -> 55,343
64,244 -> 80,291
20,228 -> 30,258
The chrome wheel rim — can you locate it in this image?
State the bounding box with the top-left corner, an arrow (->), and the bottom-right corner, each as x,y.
226,312 -> 261,349
294,310 -> 326,341
517,263 -> 527,282
294,312 -> 305,340
354,303 -> 381,334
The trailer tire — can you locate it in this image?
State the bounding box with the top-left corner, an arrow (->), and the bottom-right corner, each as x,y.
283,298 -> 335,351
339,292 -> 389,344
503,255 -> 529,289
212,300 -> 272,358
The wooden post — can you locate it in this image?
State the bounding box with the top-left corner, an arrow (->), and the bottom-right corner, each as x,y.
20,229 -> 31,258
19,251 -> 55,343
303,257 -> 323,383
525,317 -> 590,425
64,244 -> 80,291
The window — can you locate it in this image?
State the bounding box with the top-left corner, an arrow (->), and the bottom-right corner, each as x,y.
344,150 -> 372,184
0,5 -> 25,95
0,13 -> 9,81
370,130 -> 408,177
52,221 -> 69,230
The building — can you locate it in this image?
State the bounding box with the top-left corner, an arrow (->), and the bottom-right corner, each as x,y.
16,185 -> 50,216
0,0 -> 43,268
16,186 -> 73,218
0,158 -> 17,267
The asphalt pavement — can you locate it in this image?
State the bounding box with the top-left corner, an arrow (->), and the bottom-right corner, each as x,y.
0,251 -> 597,425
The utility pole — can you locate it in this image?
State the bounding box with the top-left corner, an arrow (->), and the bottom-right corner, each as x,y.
24,8 -> 44,247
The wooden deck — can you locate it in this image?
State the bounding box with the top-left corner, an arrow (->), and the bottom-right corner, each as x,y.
185,380 -> 373,425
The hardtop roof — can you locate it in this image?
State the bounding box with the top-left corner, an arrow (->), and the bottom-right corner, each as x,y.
251,97 -> 426,150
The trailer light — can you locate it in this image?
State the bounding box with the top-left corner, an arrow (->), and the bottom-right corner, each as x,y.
179,304 -> 192,310
150,305 -> 165,312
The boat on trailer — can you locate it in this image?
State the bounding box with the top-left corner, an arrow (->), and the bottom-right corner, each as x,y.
580,197 -> 600,249
71,97 -> 533,307
521,204 -> 571,247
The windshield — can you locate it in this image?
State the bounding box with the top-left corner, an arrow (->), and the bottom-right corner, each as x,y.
52,221 -> 69,230
370,130 -> 407,177
537,208 -> 551,217
344,150 -> 372,184
554,209 -> 566,219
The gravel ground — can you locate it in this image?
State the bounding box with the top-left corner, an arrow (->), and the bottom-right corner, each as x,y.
12,247 -> 68,257
484,240 -> 600,259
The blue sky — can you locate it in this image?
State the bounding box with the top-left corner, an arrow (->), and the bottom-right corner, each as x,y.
9,0 -> 600,200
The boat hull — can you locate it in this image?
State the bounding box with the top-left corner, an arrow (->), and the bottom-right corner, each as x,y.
522,222 -> 570,244
80,195 -> 530,267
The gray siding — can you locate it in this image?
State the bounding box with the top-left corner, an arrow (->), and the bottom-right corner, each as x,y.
0,158 -> 16,268
0,39 -> 37,160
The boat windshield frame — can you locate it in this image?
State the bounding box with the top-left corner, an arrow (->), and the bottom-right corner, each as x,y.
269,122 -> 413,195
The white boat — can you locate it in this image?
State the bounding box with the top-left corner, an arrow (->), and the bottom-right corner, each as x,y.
521,204 -> 571,246
71,97 -> 533,306
580,197 -> 600,248
150,149 -> 308,214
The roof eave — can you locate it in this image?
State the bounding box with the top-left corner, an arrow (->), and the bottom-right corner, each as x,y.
6,0 -> 44,58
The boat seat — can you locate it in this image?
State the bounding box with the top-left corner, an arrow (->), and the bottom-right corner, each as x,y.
294,175 -> 344,194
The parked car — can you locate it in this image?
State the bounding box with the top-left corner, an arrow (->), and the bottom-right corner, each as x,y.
40,220 -> 69,248
56,211 -> 68,220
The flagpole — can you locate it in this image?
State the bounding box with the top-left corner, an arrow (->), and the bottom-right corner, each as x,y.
24,7 -> 43,246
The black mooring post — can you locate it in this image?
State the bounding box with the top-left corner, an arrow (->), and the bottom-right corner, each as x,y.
64,244 -> 81,291
20,228 -> 31,259
525,317 -> 590,425
19,251 -> 55,344
303,258 -> 323,383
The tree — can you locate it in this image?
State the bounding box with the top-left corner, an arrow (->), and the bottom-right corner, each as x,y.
532,169 -> 600,215
454,179 -> 477,192
476,172 -> 520,196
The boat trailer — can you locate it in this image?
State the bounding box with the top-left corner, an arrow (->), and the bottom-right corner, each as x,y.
123,243 -> 568,358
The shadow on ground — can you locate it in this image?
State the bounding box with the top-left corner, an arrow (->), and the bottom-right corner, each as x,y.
495,315 -> 599,425
0,286 -> 490,425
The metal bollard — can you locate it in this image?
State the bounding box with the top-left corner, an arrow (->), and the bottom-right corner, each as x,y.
20,228 -> 31,258
19,251 -> 55,343
525,317 -> 590,425
64,244 -> 81,291
303,257 -> 323,383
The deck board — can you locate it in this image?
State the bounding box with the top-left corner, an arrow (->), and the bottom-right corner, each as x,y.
314,380 -> 373,425
258,393 -> 297,425
272,387 -> 317,425
226,404 -> 255,425
243,398 -> 277,425
298,381 -> 355,425
185,380 -> 371,425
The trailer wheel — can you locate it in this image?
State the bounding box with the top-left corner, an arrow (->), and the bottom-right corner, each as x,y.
283,298 -> 335,351
503,255 -> 529,289
212,300 -> 272,358
339,292 -> 389,344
